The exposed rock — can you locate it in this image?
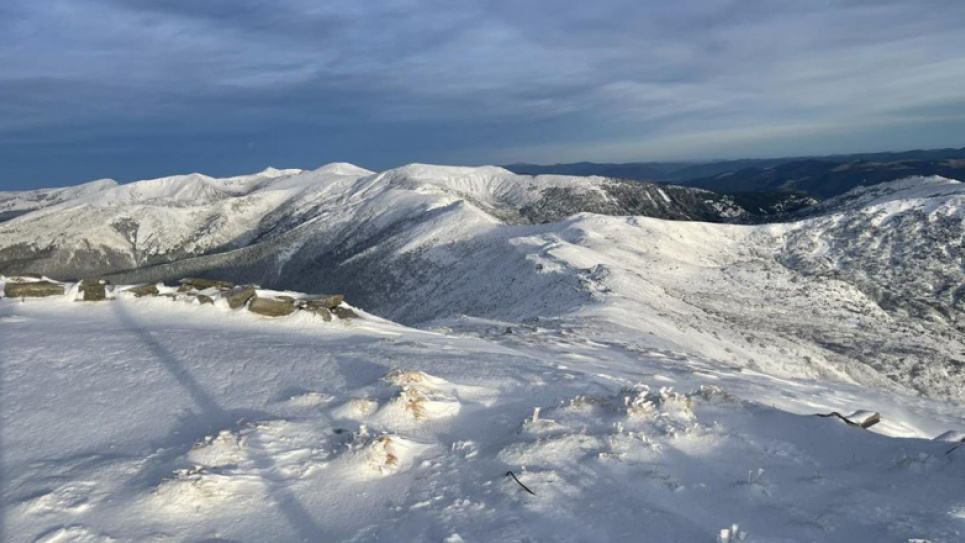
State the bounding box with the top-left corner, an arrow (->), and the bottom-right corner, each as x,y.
332,305 -> 359,319
277,295 -> 296,303
248,295 -> 296,317
178,277 -> 235,291
298,294 -> 345,310
78,278 -> 108,302
197,294 -> 215,305
4,281 -> 65,298
126,283 -> 160,297
302,306 -> 333,321
226,286 -> 257,309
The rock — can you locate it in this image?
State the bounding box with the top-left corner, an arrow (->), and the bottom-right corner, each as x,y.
4,281 -> 65,298
302,306 -> 333,321
332,305 -> 359,319
298,294 -> 345,310
226,286 -> 257,309
78,278 -> 108,302
846,410 -> 881,429
178,277 -> 235,291
197,294 -> 215,305
127,283 -> 160,297
248,295 -> 296,317
277,295 -> 296,303
816,410 -> 880,429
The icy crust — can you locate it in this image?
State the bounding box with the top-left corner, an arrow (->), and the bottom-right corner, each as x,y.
3,297 -> 965,542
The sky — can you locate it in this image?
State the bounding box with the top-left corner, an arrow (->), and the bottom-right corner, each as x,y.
3,0 -> 965,189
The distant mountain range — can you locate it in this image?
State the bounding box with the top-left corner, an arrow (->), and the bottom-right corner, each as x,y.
1,164 -> 962,401
506,146 -> 965,198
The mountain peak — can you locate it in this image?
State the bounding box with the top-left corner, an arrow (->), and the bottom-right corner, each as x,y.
258,167 -> 304,177
311,163 -> 374,176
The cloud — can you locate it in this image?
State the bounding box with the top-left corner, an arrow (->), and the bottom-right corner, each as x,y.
2,0 -> 965,186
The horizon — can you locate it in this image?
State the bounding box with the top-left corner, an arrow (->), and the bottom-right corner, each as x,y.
4,1 -> 965,190
4,141 -> 965,192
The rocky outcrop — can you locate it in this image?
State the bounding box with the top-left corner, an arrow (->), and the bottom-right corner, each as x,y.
126,283 -> 160,297
177,277 -> 235,292
4,280 -> 66,298
298,294 -> 345,310
305,307 -> 333,321
78,278 -> 108,302
248,295 -> 297,317
332,306 -> 359,319
226,285 -> 258,309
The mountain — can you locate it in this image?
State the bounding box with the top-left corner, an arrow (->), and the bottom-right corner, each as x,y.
0,164 -> 813,281
683,157 -> 965,198
506,146 -> 965,198
3,165 -> 964,542
0,178 -> 118,222
506,158 -> 791,183
0,165 -> 961,403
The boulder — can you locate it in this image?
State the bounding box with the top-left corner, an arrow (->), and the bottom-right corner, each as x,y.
298,294 -> 345,311
4,281 -> 65,298
332,305 -> 359,319
197,294 -> 215,305
178,277 -> 235,291
248,295 -> 296,317
127,283 -> 160,297
78,278 -> 108,302
226,286 -> 257,309
302,306 -> 333,322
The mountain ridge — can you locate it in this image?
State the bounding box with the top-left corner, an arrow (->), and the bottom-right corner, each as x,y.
1,166 -> 961,403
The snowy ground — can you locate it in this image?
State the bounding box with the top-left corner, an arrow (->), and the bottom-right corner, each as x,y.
2,294 -> 964,542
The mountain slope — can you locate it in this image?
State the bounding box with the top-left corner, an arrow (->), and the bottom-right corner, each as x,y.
683,158 -> 965,198
3,286 -> 963,542
1,168 -> 962,402
0,178 -> 118,222
0,164 -> 800,281
506,146 -> 965,197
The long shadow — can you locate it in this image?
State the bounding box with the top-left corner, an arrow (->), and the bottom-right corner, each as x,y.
0,301 -> 11,542
111,301 -> 328,541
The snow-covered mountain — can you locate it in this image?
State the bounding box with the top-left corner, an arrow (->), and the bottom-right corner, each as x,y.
0,167 -> 962,402
0,178 -> 118,222
2,167 -> 964,542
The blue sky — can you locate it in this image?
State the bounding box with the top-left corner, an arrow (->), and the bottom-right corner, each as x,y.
3,0 -> 965,189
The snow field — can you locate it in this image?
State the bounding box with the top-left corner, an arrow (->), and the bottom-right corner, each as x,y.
2,296 -> 964,542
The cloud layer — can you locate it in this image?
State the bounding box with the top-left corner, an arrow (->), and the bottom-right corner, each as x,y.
3,0 -> 965,187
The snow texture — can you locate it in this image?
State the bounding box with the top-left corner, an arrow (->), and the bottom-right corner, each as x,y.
1,166 -> 964,541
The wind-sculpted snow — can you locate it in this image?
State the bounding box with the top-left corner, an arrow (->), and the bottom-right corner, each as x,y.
1,289 -> 964,542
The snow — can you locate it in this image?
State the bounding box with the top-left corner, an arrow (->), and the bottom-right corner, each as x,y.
1,288 -> 964,542
1,169 -> 964,541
